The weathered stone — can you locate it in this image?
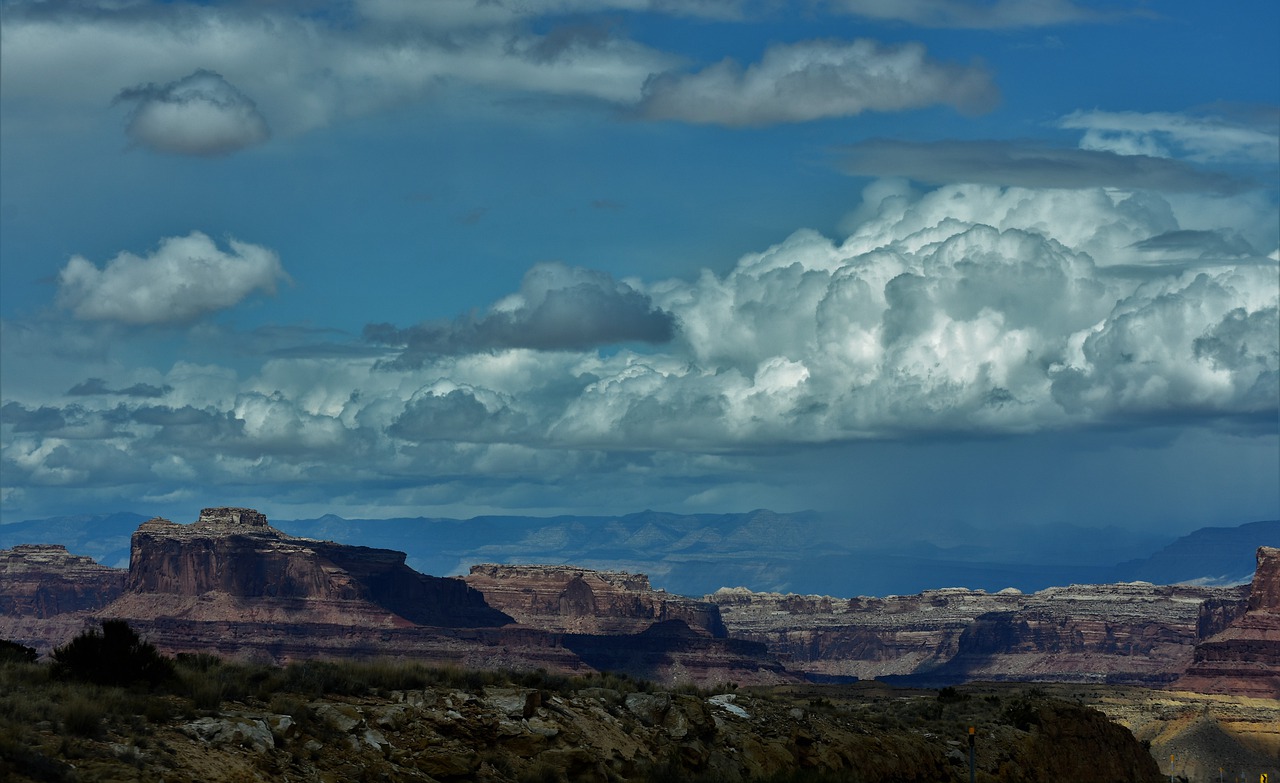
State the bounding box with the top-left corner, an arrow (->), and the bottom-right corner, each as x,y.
181,716 -> 274,753
624,692 -> 671,726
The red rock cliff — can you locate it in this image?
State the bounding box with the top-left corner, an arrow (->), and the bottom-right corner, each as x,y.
125,507 -> 511,628
710,581 -> 1241,686
465,564 -> 728,637
0,544 -> 125,618
1179,546 -> 1280,698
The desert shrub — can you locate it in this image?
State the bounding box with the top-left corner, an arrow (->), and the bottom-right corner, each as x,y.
59,692 -> 105,737
937,686 -> 969,703
0,639 -> 38,664
1002,695 -> 1042,731
51,620 -> 174,687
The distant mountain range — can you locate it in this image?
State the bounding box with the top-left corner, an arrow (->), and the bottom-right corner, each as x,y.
1,510 -> 1275,597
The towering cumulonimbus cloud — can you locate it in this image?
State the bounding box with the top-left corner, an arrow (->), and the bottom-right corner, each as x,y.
551,183 -> 1278,447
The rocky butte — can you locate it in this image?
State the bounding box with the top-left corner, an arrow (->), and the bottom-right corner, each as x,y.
1179,546 -> 1280,698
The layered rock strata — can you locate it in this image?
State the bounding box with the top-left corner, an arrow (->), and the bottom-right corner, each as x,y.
710,582 -> 1245,685
123,508 -> 511,628
465,564 -> 728,636
1179,546 -> 1280,698
0,544 -> 125,618
1,508 -> 791,685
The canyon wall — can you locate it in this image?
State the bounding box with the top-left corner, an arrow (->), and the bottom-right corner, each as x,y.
1179,546 -> 1280,698
0,544 -> 125,618
464,564 -> 727,636
709,581 -> 1247,686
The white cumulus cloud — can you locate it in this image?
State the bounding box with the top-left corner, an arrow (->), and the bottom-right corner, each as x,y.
115,69 -> 270,156
56,232 -> 288,325
639,38 -> 998,125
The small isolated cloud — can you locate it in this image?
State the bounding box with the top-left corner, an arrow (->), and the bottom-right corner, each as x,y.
838,139 -> 1251,193
56,232 -> 288,325
1059,109 -> 1280,164
366,262 -> 676,366
639,38 -> 997,126
115,69 -> 270,157
830,0 -> 1109,28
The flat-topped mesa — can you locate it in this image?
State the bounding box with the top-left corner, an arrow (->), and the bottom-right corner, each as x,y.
465,564 -> 728,638
126,508 -> 510,628
708,580 -> 1242,685
0,545 -> 126,618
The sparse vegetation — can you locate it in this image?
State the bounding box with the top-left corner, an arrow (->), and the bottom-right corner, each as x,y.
0,639 -> 1179,783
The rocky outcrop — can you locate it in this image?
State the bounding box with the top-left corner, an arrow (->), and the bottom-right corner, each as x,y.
465,564 -> 727,637
709,582 -> 1243,685
1179,546 -> 1280,698
125,508 -> 511,628
0,544 -> 125,617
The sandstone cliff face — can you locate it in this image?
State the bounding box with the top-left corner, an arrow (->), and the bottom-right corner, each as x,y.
0,544 -> 125,618
465,564 -> 728,637
709,582 -> 1241,685
3,509 -> 790,686
1179,546 -> 1280,698
125,507 -> 510,628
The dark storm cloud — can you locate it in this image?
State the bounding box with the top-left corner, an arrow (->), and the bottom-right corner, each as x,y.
838,139 -> 1252,193
388,388 -> 530,443
366,263 -> 676,368
67,378 -> 172,398
1,402 -> 68,433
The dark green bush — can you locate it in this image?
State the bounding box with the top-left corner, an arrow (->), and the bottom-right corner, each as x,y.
0,639 -> 38,664
51,620 -> 174,687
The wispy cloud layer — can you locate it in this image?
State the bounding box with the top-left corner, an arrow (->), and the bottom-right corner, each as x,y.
56,232 -> 288,325
640,39 -> 998,125
838,139 -> 1254,193
1059,109 -> 1280,164
829,0 -> 1110,27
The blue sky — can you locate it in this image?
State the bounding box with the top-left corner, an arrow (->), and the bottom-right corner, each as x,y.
1,0 -> 1277,545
